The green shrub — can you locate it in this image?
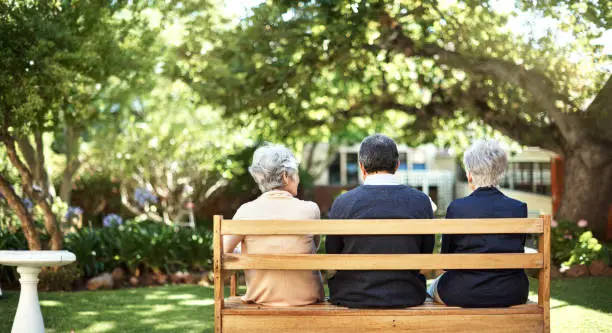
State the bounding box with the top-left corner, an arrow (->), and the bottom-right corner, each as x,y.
38,264 -> 82,291
564,231 -> 606,267
64,227 -> 107,278
63,221 -> 213,278
551,219 -> 608,266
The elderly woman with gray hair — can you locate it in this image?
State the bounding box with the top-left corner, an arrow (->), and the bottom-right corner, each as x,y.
223,144 -> 324,306
427,139 -> 529,308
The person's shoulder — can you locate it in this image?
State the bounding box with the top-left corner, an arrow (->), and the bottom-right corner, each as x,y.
334,186 -> 363,201
500,195 -> 527,211
293,199 -> 321,218
233,199 -> 258,219
398,185 -> 430,201
329,186 -> 362,214
449,195 -> 472,207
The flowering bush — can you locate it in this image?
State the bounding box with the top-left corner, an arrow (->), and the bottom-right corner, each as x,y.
65,206 -> 83,220
102,214 -> 123,227
551,219 -> 608,266
134,187 -> 158,207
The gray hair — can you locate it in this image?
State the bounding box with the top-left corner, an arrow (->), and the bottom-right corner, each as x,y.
463,139 -> 508,188
248,144 -> 299,193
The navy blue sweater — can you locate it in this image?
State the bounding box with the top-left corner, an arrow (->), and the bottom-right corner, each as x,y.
326,185 -> 434,308
438,187 -> 529,307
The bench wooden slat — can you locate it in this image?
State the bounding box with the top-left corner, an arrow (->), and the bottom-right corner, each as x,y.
214,215 -> 552,333
223,253 -> 543,270
223,314 -> 544,333
223,297 -> 541,316
221,218 -> 543,235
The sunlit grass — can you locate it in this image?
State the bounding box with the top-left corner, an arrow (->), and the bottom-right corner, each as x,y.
0,278 -> 610,332
0,285 -> 215,333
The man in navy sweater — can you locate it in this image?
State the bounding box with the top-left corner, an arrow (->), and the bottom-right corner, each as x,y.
326,134 -> 434,308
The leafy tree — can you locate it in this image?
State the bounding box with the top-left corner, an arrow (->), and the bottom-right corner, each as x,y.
199,0 -> 612,238
0,0 -> 158,249
88,77 -> 254,225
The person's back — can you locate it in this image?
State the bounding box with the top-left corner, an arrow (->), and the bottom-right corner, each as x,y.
223,144 -> 324,306
230,191 -> 324,306
437,188 -> 528,307
326,134 -> 434,308
430,139 -> 529,308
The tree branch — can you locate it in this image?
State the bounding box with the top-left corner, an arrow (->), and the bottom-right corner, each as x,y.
378,11 -> 583,145
0,173 -> 42,250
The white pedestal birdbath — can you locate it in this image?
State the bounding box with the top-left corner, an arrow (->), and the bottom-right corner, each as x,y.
0,251 -> 76,333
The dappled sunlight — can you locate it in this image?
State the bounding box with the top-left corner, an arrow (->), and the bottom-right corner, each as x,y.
39,300 -> 64,307
139,318 -> 161,325
179,299 -> 215,306
84,321 -> 117,333
166,293 -> 197,300
153,319 -> 204,331
150,304 -> 176,314
77,311 -> 100,316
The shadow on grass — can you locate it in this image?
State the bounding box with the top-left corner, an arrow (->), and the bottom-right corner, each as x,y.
529,276 -> 612,314
0,285 -> 217,333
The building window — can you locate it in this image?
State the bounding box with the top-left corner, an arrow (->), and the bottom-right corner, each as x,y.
328,154 -> 341,185
412,163 -> 427,170
500,162 -> 551,195
347,153 -> 359,185
399,155 -> 408,171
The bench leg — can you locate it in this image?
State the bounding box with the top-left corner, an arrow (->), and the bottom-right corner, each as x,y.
12,266 -> 45,333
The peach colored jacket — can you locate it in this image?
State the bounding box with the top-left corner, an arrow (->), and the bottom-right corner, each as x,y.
223,190 -> 324,306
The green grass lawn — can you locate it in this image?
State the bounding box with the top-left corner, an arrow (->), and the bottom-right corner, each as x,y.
1,277 -> 610,333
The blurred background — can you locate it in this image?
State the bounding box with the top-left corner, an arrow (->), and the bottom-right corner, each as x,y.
1,1 -> 611,332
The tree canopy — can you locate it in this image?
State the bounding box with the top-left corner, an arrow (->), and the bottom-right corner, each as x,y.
196,0 -> 612,237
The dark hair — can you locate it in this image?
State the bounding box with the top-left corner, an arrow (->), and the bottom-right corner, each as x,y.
358,134 -> 399,174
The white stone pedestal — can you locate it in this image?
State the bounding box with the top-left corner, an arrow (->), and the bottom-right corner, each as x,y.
0,251 -> 76,333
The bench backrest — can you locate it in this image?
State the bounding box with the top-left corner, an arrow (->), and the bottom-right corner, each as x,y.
213,215 -> 551,332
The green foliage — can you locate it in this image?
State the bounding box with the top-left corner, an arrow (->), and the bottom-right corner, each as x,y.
38,263 -> 82,292
63,221 -> 213,278
196,0 -> 609,155
565,231 -> 607,267
551,219 -> 608,266
0,225 -> 29,250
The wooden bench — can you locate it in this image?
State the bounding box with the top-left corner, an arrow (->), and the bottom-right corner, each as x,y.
213,215 -> 551,333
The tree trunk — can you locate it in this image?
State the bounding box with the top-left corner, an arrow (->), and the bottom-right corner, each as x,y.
34,130 -> 52,198
557,143 -> 612,240
0,174 -> 42,250
59,125 -> 81,205
3,135 -> 63,250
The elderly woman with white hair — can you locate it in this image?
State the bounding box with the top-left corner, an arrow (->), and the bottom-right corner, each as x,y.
223,144 -> 324,306
427,139 -> 529,308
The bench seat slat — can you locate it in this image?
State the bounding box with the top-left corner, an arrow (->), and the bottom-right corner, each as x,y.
221,218 -> 543,235
223,314 -> 544,333
223,297 -> 541,316
223,253 -> 543,270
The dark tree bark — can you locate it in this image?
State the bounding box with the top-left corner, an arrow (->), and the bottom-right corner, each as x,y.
3,135 -> 63,250
0,174 -> 42,250
557,144 -> 612,238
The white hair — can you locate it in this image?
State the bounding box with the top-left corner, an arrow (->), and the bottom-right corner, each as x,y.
248,144 -> 299,193
463,139 -> 508,188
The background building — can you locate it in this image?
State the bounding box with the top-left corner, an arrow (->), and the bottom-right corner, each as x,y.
305,143 -> 556,217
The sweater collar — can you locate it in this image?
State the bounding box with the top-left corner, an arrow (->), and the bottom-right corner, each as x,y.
259,189 -> 295,199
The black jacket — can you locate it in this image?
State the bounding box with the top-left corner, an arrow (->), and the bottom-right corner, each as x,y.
326,185 -> 434,308
438,186 -> 529,307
